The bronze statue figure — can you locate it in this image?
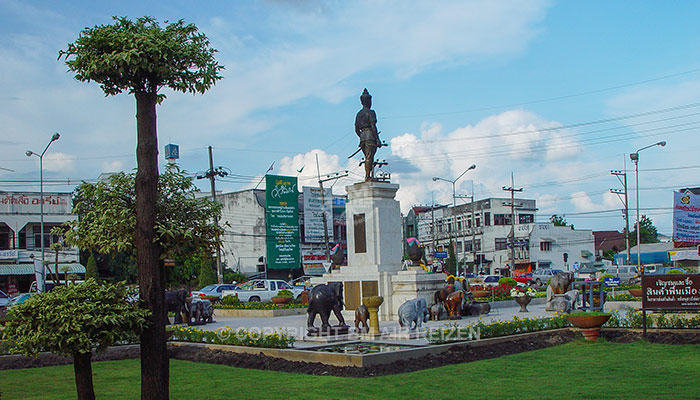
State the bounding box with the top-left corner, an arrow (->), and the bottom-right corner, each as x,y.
355,88 -> 382,181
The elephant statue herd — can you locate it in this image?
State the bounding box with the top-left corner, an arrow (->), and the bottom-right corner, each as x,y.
307,282 -> 349,335
165,289 -> 214,326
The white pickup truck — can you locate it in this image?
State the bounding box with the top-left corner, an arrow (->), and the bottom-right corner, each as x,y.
222,279 -> 304,302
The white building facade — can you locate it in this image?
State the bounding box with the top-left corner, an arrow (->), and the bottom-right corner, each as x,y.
407,197 -> 594,275
0,192 -> 81,294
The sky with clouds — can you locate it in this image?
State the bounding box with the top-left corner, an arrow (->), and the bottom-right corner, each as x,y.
2,0 -> 700,235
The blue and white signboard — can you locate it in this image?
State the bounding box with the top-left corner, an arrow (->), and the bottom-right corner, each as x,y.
433,251 -> 448,258
673,191 -> 700,244
604,277 -> 621,287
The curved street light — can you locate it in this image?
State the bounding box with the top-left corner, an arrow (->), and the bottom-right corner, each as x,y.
432,163 -> 477,276
26,132 -> 61,292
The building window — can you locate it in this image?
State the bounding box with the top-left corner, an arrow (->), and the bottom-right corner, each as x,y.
447,221 -> 452,233
18,230 -> 26,249
0,226 -> 9,250
495,238 -> 508,250
406,225 -> 415,237
519,214 -> 534,224
474,239 -> 481,251
464,240 -> 473,252
540,241 -> 552,251
437,222 -> 443,233
457,220 -> 462,231
456,241 -> 462,253
484,212 -> 491,226
494,214 -> 512,226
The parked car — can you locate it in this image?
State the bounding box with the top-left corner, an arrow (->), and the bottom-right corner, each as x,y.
223,279 -> 304,302
531,268 -> 563,286
514,272 -> 533,286
602,265 -> 639,284
645,266 -> 687,275
190,284 -> 240,301
482,275 -> 504,287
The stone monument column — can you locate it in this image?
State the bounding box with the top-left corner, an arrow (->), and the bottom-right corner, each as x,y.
345,181 -> 402,271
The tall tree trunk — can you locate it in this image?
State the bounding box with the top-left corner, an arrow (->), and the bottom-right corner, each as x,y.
135,90 -> 169,400
73,351 -> 95,400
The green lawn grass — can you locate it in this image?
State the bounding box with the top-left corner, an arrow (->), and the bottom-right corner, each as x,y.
1,340 -> 699,399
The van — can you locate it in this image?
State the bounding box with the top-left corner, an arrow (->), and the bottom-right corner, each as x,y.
603,265 -> 639,284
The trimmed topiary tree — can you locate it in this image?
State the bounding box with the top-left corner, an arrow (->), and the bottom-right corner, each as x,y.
498,277 -> 517,287
3,279 -> 149,400
598,273 -> 615,282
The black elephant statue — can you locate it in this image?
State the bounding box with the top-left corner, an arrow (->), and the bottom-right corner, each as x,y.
165,289 -> 188,325
188,298 -> 214,325
355,304 -> 369,333
307,282 -> 348,335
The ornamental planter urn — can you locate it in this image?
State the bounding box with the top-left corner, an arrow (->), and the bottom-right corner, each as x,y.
271,296 -> 292,305
566,313 -> 611,341
515,295 -> 532,312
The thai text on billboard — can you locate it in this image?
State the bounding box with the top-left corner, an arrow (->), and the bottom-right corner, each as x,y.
673,191 -> 700,244
302,186 -> 333,243
265,175 -> 300,270
642,274 -> 700,310
1,193 -> 71,214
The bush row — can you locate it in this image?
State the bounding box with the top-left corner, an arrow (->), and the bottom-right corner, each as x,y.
169,325 -> 295,348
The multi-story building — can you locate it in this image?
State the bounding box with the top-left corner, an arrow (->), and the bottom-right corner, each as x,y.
0,191 -> 82,294
404,197 -> 595,275
216,187 -> 347,278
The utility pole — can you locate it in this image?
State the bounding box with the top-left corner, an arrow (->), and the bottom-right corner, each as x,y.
502,172 -> 522,277
611,162 -> 631,264
431,191 -> 436,258
197,146 -> 229,284
315,154 -> 348,262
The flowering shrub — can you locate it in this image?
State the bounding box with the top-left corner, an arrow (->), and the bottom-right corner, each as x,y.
510,287 -> 537,298
607,293 -> 639,301
498,277 -> 518,287
607,308 -> 700,329
275,289 -> 294,298
169,325 -> 295,348
428,314 -> 571,344
215,301 -> 306,310
220,295 -> 240,306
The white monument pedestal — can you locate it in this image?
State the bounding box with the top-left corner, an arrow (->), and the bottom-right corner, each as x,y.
311,181 -> 445,322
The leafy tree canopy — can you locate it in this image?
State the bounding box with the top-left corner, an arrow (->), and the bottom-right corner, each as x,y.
629,214 -> 660,247
550,214 -> 570,227
4,279 -> 148,358
59,16 -> 224,100
63,165 -> 223,260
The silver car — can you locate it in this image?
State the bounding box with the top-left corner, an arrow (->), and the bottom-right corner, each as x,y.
603,265 -> 639,284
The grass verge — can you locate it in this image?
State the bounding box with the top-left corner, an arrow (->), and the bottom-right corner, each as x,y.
1,340 -> 698,399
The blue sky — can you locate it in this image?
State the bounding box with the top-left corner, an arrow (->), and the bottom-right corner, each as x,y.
2,0 -> 700,235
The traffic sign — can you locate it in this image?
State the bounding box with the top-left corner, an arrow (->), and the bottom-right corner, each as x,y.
604,277 -> 621,287
434,251 -> 448,258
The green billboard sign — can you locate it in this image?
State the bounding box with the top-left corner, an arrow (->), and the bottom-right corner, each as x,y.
265,174 -> 300,270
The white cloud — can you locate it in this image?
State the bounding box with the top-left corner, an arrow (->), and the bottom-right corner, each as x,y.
41,152 -> 75,173
101,160 -> 124,172
385,109 -> 583,212
570,191 -> 619,213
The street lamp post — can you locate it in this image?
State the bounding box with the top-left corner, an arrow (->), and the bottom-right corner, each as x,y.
433,164 -> 476,277
26,132 -> 60,292
630,140 -> 665,338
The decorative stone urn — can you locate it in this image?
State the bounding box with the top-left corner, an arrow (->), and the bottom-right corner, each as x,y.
566,313 -> 611,341
515,295 -> 532,312
363,296 -> 384,335
271,296 -> 292,305
628,288 -> 643,298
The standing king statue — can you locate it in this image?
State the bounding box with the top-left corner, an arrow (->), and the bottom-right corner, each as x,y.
354,88 -> 382,181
